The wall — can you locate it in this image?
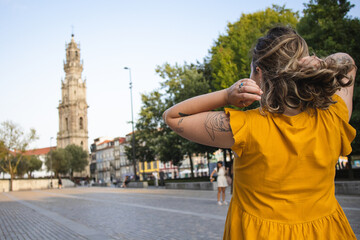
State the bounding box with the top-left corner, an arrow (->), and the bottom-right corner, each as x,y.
0,179 -> 75,192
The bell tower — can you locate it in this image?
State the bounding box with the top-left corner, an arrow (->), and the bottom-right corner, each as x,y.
57,34 -> 89,152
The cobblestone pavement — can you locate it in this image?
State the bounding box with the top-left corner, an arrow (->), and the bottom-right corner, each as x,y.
0,187 -> 359,240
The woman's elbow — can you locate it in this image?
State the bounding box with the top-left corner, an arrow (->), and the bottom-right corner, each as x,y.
162,110 -> 166,121
162,110 -> 169,125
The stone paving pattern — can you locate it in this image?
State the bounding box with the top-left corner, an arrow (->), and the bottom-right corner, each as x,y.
0,187 -> 359,239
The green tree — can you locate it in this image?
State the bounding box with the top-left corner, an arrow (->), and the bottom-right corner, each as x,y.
16,155 -> 42,178
297,0 -> 360,154
209,5 -> 299,91
26,155 -> 42,178
46,148 -> 71,177
125,132 -> 156,179
0,121 -> 37,191
156,63 -> 216,177
15,156 -> 28,177
131,88 -> 183,167
65,144 -> 88,178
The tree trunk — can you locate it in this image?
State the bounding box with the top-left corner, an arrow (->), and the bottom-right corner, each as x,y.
10,173 -> 14,191
9,159 -> 13,191
189,153 -> 194,178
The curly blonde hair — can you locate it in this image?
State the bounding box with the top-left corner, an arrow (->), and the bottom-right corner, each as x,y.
252,26 -> 356,113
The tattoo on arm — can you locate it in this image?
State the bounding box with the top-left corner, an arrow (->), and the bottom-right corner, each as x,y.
174,127 -> 184,133
174,118 -> 184,133
179,112 -> 190,117
204,112 -> 231,141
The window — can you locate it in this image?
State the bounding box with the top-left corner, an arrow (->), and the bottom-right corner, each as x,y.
65,118 -> 69,131
79,117 -> 83,130
153,161 -> 157,169
147,161 -> 151,170
81,141 -> 83,147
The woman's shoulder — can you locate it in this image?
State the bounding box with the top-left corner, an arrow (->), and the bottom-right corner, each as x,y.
225,108 -> 263,119
327,94 -> 350,122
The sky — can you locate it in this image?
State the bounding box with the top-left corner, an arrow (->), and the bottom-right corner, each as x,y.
1,0 -> 359,150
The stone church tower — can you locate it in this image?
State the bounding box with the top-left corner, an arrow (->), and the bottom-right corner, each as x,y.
57,34 -> 89,152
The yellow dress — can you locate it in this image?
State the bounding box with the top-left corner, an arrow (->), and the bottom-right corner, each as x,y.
224,94 -> 356,240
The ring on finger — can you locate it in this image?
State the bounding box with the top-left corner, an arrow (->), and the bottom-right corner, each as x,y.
238,82 -> 244,91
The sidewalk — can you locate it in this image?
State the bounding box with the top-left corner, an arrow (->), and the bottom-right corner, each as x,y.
0,188 -> 359,239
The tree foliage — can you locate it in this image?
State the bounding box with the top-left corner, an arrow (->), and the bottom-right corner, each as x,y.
65,144 -> 89,177
0,121 -> 37,190
46,148 -> 71,177
133,63 -> 218,177
26,155 -> 43,178
16,155 -> 43,178
297,0 -> 360,154
209,5 -> 299,91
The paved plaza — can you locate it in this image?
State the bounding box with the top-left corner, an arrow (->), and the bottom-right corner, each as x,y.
0,187 -> 359,240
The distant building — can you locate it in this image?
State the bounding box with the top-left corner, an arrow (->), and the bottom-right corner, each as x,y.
22,147 -> 56,178
57,34 -> 90,177
115,137 -> 133,180
138,160 -> 160,180
93,138 -> 114,183
159,161 -> 178,179
90,137 -> 133,183
57,34 -> 89,151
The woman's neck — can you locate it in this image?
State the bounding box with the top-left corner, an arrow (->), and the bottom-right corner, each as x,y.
283,107 -> 302,116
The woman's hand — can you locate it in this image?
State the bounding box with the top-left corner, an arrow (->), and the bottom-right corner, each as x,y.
226,79 -> 262,108
298,55 -> 323,70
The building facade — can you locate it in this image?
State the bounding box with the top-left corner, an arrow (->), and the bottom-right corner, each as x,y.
94,138 -> 114,183
57,34 -> 89,152
23,147 -> 56,178
90,137 -> 133,183
159,161 -> 179,179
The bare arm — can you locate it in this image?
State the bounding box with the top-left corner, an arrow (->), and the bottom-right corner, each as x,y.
210,169 -> 217,179
326,53 -> 356,120
163,79 -> 262,148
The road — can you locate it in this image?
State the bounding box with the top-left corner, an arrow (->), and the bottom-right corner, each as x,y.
0,187 -> 359,239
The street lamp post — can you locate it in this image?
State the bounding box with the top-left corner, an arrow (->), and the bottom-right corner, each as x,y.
124,67 -> 137,180
50,137 -> 54,188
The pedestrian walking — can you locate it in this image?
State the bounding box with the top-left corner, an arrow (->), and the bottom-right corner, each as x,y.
152,171 -> 159,187
163,26 -> 357,239
58,176 -> 62,189
159,171 -> 165,186
210,161 -> 228,205
121,175 -> 130,188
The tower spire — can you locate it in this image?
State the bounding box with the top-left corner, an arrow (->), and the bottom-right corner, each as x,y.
71,25 -> 74,37
58,34 -> 88,153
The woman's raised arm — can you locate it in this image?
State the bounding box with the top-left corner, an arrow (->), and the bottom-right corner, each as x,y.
162,79 -> 262,148
326,53 -> 357,120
